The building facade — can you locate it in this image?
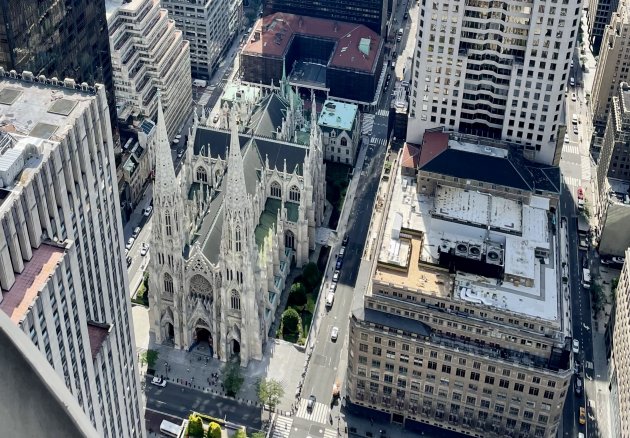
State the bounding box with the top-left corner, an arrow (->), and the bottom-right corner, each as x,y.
318,100 -> 361,165
120,119 -> 157,207
608,248 -> 630,438
597,82 -> 630,187
591,4 -> 630,139
406,0 -> 582,165
0,0 -> 116,125
588,0 -> 621,53
264,0 -> 387,35
107,0 -> 193,138
160,0 -> 242,80
0,71 -> 144,438
149,82 -> 326,366
346,135 -> 571,437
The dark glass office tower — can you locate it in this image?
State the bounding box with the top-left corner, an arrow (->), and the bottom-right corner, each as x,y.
0,0 -> 116,123
264,0 -> 387,35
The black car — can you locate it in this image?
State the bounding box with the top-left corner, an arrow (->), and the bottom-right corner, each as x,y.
126,256 -> 132,267
307,395 -> 316,412
574,376 -> 583,396
392,51 -> 398,58
404,12 -> 409,19
336,259 -> 343,270
342,234 -> 349,246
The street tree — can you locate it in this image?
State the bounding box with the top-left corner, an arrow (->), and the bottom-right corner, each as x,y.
222,361 -> 244,397
256,378 -> 285,419
140,349 -> 159,369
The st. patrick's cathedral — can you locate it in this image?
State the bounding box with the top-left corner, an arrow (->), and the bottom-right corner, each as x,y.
149,81 -> 326,366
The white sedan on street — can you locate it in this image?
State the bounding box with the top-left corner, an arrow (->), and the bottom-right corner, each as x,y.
572,339 -> 580,354
331,326 -> 339,341
151,377 -> 167,387
140,243 -> 150,256
564,134 -> 570,143
571,92 -> 577,102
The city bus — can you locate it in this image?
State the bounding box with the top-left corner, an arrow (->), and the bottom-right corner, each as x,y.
160,420 -> 182,437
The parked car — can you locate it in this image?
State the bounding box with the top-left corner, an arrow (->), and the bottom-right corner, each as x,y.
177,149 -> 184,159
151,377 -> 167,387
579,406 -> 586,425
564,134 -> 570,143
307,395 -> 316,412
140,243 -> 150,257
125,237 -> 135,250
331,326 -> 339,341
143,206 -> 153,217
342,234 -> 349,246
126,256 -> 132,267
332,270 -> 340,283
336,258 -> 343,270
326,292 -> 335,308
329,282 -> 337,294
575,376 -> 583,396
339,247 -> 346,257
570,77 -> 575,86
132,226 -> 141,238
404,11 -> 409,19
572,338 -> 580,354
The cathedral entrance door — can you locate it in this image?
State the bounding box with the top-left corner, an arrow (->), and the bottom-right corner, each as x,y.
165,323 -> 174,343
231,339 -> 241,359
194,327 -> 213,356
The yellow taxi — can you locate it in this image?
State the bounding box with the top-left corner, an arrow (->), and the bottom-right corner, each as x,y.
579,406 -> 586,425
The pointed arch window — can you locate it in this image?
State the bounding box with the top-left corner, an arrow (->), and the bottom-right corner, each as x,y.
270,181 -> 282,198
196,166 -> 208,183
340,137 -> 348,146
230,290 -> 241,310
165,211 -> 172,236
289,185 -> 300,202
285,230 -> 295,250
235,226 -> 242,252
164,273 -> 174,295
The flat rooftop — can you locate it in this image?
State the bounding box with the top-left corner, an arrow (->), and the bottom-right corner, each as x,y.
0,76 -> 97,142
318,100 -> 357,132
0,244 -> 66,323
243,13 -> 381,73
375,162 -> 559,321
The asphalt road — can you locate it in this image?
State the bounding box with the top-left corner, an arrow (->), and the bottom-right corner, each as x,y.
145,378 -> 263,432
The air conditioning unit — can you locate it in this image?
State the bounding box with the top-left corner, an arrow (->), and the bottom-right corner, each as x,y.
468,244 -> 483,260
486,245 -> 504,266
455,241 -> 469,257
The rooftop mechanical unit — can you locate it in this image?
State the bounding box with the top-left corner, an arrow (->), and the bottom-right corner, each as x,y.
455,241 -> 469,257
468,244 -> 483,260
486,244 -> 505,266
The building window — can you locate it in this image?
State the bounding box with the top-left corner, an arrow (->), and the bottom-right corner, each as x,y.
196,167 -> 208,183
340,137 -> 348,146
165,212 -> 172,236
270,181 -> 281,198
235,226 -> 241,252
285,230 -> 295,250
164,273 -> 174,295
289,185 -> 300,202
230,290 -> 241,310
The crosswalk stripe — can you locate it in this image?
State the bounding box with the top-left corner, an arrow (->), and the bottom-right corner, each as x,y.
272,416 -> 293,438
563,176 -> 580,187
377,109 -> 389,116
562,144 -> 580,155
324,428 -> 338,438
295,399 -> 330,424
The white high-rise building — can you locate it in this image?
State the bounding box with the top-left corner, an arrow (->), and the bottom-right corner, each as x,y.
107,0 -> 193,138
406,0 -> 582,165
0,71 -> 144,438
161,0 -> 242,80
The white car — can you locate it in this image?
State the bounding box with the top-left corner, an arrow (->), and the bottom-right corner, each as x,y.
573,125 -> 579,135
140,243 -> 150,256
332,270 -> 340,283
151,376 -> 167,387
564,134 -> 570,143
570,77 -> 575,86
572,339 -> 580,354
125,237 -> 135,250
132,226 -> 141,238
212,114 -> 220,123
331,326 -> 339,341
143,206 -> 153,217
571,93 -> 577,101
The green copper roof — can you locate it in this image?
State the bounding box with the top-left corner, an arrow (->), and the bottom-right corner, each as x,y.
318,99 -> 358,132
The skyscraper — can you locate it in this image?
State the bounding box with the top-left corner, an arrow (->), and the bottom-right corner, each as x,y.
0,0 -> 116,124
588,0 -> 621,53
160,0 -> 242,80
0,71 -> 144,437
106,0 -> 193,137
406,0 -> 582,165
264,0 -> 387,35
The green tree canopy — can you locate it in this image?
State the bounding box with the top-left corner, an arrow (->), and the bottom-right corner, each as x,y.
232,429 -> 247,438
222,361 -> 244,397
256,378 -> 285,409
206,421 -> 221,438
140,349 -> 159,369
188,413 -> 204,437
302,262 -> 322,290
282,308 -> 300,334
288,282 -> 307,308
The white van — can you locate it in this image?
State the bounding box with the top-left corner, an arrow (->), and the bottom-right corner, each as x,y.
326,292 -> 335,307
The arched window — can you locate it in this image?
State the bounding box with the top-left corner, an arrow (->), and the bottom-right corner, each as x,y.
164,273 -> 174,295
289,185 -> 300,202
196,166 -> 208,183
235,226 -> 241,252
340,137 -> 348,146
285,230 -> 295,250
165,212 -> 172,236
230,290 -> 241,310
270,181 -> 281,198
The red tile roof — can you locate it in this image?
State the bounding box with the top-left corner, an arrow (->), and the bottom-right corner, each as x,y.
0,244 -> 65,323
418,132 -> 449,168
401,143 -> 421,169
242,13 -> 381,73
